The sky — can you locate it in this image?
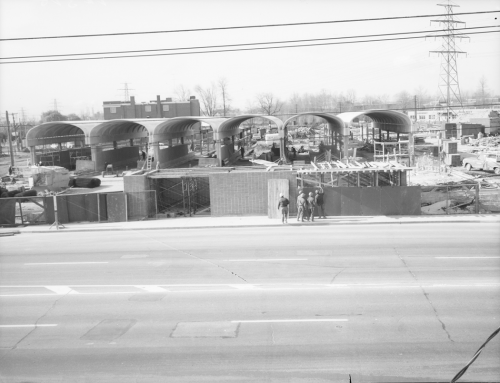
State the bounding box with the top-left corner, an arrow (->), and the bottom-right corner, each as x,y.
0,0 -> 499,122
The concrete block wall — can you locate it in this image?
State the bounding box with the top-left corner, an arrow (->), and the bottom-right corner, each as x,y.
209,171 -> 298,216
123,174 -> 156,219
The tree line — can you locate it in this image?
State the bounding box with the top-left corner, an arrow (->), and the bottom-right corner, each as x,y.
32,75 -> 495,124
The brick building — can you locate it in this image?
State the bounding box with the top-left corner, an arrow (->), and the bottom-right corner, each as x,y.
103,95 -> 200,120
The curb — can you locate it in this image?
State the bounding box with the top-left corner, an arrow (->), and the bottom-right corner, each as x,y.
4,218 -> 499,234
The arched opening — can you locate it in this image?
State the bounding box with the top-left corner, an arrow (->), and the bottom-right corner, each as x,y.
26,121 -> 98,169
283,113 -> 346,163
337,110 -> 413,165
221,115 -> 284,164
88,119 -> 156,171
153,117 -> 228,167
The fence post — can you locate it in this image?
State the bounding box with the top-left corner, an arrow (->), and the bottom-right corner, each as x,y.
445,186 -> 449,215
475,183 -> 480,214
18,200 -> 24,225
97,193 -> 101,223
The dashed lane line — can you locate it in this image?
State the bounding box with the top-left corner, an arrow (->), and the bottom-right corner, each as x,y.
434,257 -> 500,259
232,319 -> 348,323
135,285 -> 168,292
221,259 -> 308,262
0,324 -> 58,328
44,286 -> 78,295
24,262 -> 109,265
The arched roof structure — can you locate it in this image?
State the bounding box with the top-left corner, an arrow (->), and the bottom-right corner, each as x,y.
220,115 -> 284,137
26,121 -> 101,147
283,112 -> 347,135
88,119 -> 160,145
337,110 -> 412,133
151,117 -> 228,143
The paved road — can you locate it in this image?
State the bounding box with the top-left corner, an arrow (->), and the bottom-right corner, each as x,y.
1,223 -> 499,382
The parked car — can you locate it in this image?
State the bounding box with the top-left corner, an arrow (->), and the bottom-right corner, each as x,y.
462,153 -> 500,174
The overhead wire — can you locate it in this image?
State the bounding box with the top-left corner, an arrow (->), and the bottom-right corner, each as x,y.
0,10 -> 497,41
1,25 -> 496,61
1,29 -> 499,65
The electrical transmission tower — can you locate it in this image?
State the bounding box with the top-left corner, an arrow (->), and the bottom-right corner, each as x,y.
118,83 -> 134,102
428,1 -> 469,122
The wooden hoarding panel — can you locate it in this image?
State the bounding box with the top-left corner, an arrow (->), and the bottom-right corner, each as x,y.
106,193 -> 127,222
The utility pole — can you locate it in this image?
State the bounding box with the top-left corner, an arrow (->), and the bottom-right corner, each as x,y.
428,1 -> 469,122
414,95 -> 418,125
53,99 -> 58,112
5,112 -> 15,167
11,113 -> 20,150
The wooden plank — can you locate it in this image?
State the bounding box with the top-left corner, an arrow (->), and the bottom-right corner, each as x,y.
268,179 -> 289,219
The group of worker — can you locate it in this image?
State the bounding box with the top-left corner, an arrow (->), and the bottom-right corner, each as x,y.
277,189 -> 326,224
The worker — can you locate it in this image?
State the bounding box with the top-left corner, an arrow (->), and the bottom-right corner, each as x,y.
277,193 -> 290,224
307,192 -> 316,222
315,189 -> 326,219
318,141 -> 325,153
240,146 -> 245,159
296,192 -> 308,222
291,146 -> 297,159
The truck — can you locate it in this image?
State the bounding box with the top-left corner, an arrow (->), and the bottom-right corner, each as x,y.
462,153 -> 500,174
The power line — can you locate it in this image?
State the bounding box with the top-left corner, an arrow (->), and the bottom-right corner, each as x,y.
0,10 -> 498,41
1,25 -> 496,61
429,2 -> 468,121
1,29 -> 498,65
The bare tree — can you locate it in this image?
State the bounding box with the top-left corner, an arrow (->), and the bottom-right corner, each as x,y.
414,86 -> 430,108
218,78 -> 231,116
288,93 -> 302,114
174,85 -> 191,102
195,84 -> 218,116
256,93 -> 283,116
474,75 -> 490,106
395,90 -> 413,111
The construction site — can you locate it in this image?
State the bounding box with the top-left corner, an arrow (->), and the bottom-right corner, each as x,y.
2,2 -> 500,225
1,104 -> 499,227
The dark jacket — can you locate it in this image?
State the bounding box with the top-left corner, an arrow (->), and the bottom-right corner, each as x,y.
278,197 -> 289,209
315,193 -> 324,205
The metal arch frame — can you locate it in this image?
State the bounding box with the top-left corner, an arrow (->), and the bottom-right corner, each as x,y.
283,112 -> 348,159
337,109 -> 412,134
220,114 -> 285,161
337,109 -> 414,165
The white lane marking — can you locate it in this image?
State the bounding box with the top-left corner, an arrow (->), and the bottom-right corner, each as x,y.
121,255 -> 148,259
25,262 -> 109,265
44,286 -> 78,295
1,283 -> 500,289
0,291 -> 140,297
229,284 -> 260,290
435,257 -> 500,259
0,324 -> 58,328
222,259 -> 308,262
135,285 -> 167,292
232,319 -> 348,323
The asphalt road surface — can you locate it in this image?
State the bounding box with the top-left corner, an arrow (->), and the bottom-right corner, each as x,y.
1,222 -> 499,383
